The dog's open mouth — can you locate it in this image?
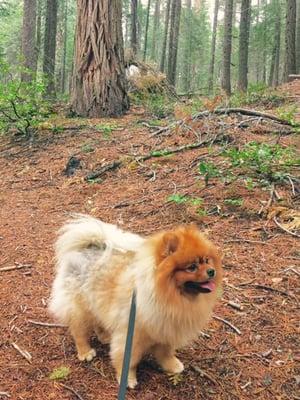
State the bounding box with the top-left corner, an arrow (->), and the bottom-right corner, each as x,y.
184,280 -> 216,294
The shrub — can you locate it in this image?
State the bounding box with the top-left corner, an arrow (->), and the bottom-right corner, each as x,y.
0,62 -> 49,137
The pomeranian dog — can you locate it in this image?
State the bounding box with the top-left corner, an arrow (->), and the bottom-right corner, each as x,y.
49,215 -> 222,388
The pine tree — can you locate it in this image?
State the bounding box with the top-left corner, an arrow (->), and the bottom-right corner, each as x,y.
237,0 -> 251,91
21,0 -> 37,81
221,0 -> 234,96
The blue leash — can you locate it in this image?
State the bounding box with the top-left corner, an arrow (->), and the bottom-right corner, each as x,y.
117,290 -> 137,400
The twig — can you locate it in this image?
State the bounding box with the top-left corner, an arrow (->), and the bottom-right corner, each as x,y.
191,364 -> 221,388
245,284 -> 290,297
11,342 -> 32,363
283,267 -> 300,277
286,175 -> 296,196
213,315 -> 241,335
0,263 -> 32,272
0,392 -> 11,398
27,319 -> 66,328
227,301 -> 244,311
224,238 -> 270,245
59,384 -> 84,400
273,217 -> 300,238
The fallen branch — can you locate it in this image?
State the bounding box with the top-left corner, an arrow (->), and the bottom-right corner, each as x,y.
193,108 -> 296,126
11,342 -> 32,363
0,392 -> 11,398
273,217 -> 300,238
227,301 -> 244,311
0,264 -> 32,272
59,384 -> 84,400
191,364 -> 221,387
27,319 -> 66,328
213,315 -> 241,335
85,134 -> 222,181
246,284 -> 290,297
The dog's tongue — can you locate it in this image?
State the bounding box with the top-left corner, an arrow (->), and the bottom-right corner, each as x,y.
199,281 -> 216,292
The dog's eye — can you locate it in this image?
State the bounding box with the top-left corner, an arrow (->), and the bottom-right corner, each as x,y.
186,263 -> 198,273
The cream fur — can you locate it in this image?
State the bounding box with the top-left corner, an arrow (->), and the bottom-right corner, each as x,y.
49,215 -> 221,388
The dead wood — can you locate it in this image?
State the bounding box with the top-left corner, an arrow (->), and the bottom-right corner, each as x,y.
213,315 -> 242,335
0,263 -> 32,272
59,384 -> 84,400
85,134 -> 222,181
27,319 -> 66,328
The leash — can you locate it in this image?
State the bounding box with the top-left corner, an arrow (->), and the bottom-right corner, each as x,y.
117,290 -> 137,400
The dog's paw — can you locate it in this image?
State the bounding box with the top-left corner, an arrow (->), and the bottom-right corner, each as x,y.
161,356 -> 184,374
117,369 -> 138,389
78,348 -> 96,362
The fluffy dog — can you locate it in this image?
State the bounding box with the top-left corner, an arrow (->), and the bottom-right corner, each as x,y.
49,215 -> 222,388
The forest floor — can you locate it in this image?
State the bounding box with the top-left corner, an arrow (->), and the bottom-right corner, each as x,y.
0,82 -> 299,400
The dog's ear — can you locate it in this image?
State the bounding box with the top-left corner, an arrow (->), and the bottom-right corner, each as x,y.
160,232 -> 179,258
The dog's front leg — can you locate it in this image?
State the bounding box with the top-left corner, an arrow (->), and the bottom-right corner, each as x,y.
110,330 -> 144,389
152,344 -> 184,374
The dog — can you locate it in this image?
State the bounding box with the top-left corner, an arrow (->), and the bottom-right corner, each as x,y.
49,215 -> 222,388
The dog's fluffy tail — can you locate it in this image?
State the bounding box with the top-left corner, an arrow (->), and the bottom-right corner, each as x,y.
55,214 -> 144,262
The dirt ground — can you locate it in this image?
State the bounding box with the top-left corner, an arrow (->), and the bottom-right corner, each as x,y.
0,83 -> 299,400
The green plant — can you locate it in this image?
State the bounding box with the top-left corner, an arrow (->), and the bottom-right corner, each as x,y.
81,143 -> 95,153
276,106 -> 298,126
167,194 -> 189,204
229,83 -> 285,108
49,366 -> 71,381
0,62 -> 49,137
96,123 -> 119,139
198,161 -> 221,185
224,198 -> 243,207
167,194 -> 206,215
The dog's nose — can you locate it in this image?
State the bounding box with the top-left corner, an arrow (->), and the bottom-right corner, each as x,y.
207,268 -> 215,279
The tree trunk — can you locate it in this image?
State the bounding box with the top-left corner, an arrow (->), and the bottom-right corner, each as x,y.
167,0 -> 181,86
60,0 -> 68,93
150,0 -> 160,61
70,0 -> 129,117
268,0 -> 281,86
221,0 -> 234,96
43,0 -> 58,97
36,0 -> 42,67
208,0 -> 219,93
131,0 -> 138,56
296,0 -> 300,72
182,0 -> 192,93
143,0 -> 151,61
160,0 -> 171,72
237,0 -> 251,91
284,0 -> 296,81
21,0 -> 37,81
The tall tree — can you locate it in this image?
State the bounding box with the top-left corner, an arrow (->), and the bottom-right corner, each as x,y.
160,0 -> 171,72
131,0 -> 138,56
296,0 -> 300,72
269,0 -> 281,86
71,0 -> 129,117
60,0 -> 68,92
150,0 -> 161,60
208,0 -> 220,93
167,0 -> 181,86
21,0 -> 37,82
284,0 -> 296,81
143,0 -> 151,61
182,0 -> 192,93
237,0 -> 251,91
221,0 -> 234,96
43,0 -> 58,96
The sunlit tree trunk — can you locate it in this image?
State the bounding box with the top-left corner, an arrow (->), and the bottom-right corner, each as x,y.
21,0 -> 37,81
71,0 -> 129,117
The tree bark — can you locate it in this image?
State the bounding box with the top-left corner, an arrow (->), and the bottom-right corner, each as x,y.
143,0 -> 151,61
160,0 -> 171,72
221,0 -> 234,96
237,0 -> 251,91
21,0 -> 37,81
60,0 -> 68,93
167,0 -> 181,86
150,0 -> 161,61
284,0 -> 297,81
182,0 -> 192,93
208,0 -> 220,93
268,0 -> 281,86
43,0 -> 58,97
296,0 -> 300,72
70,0 -> 129,117
131,0 -> 138,56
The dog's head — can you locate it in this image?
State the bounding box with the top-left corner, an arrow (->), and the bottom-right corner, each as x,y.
152,225 -> 222,299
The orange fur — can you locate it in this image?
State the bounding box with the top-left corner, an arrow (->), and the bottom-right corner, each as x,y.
49,216 -> 222,388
